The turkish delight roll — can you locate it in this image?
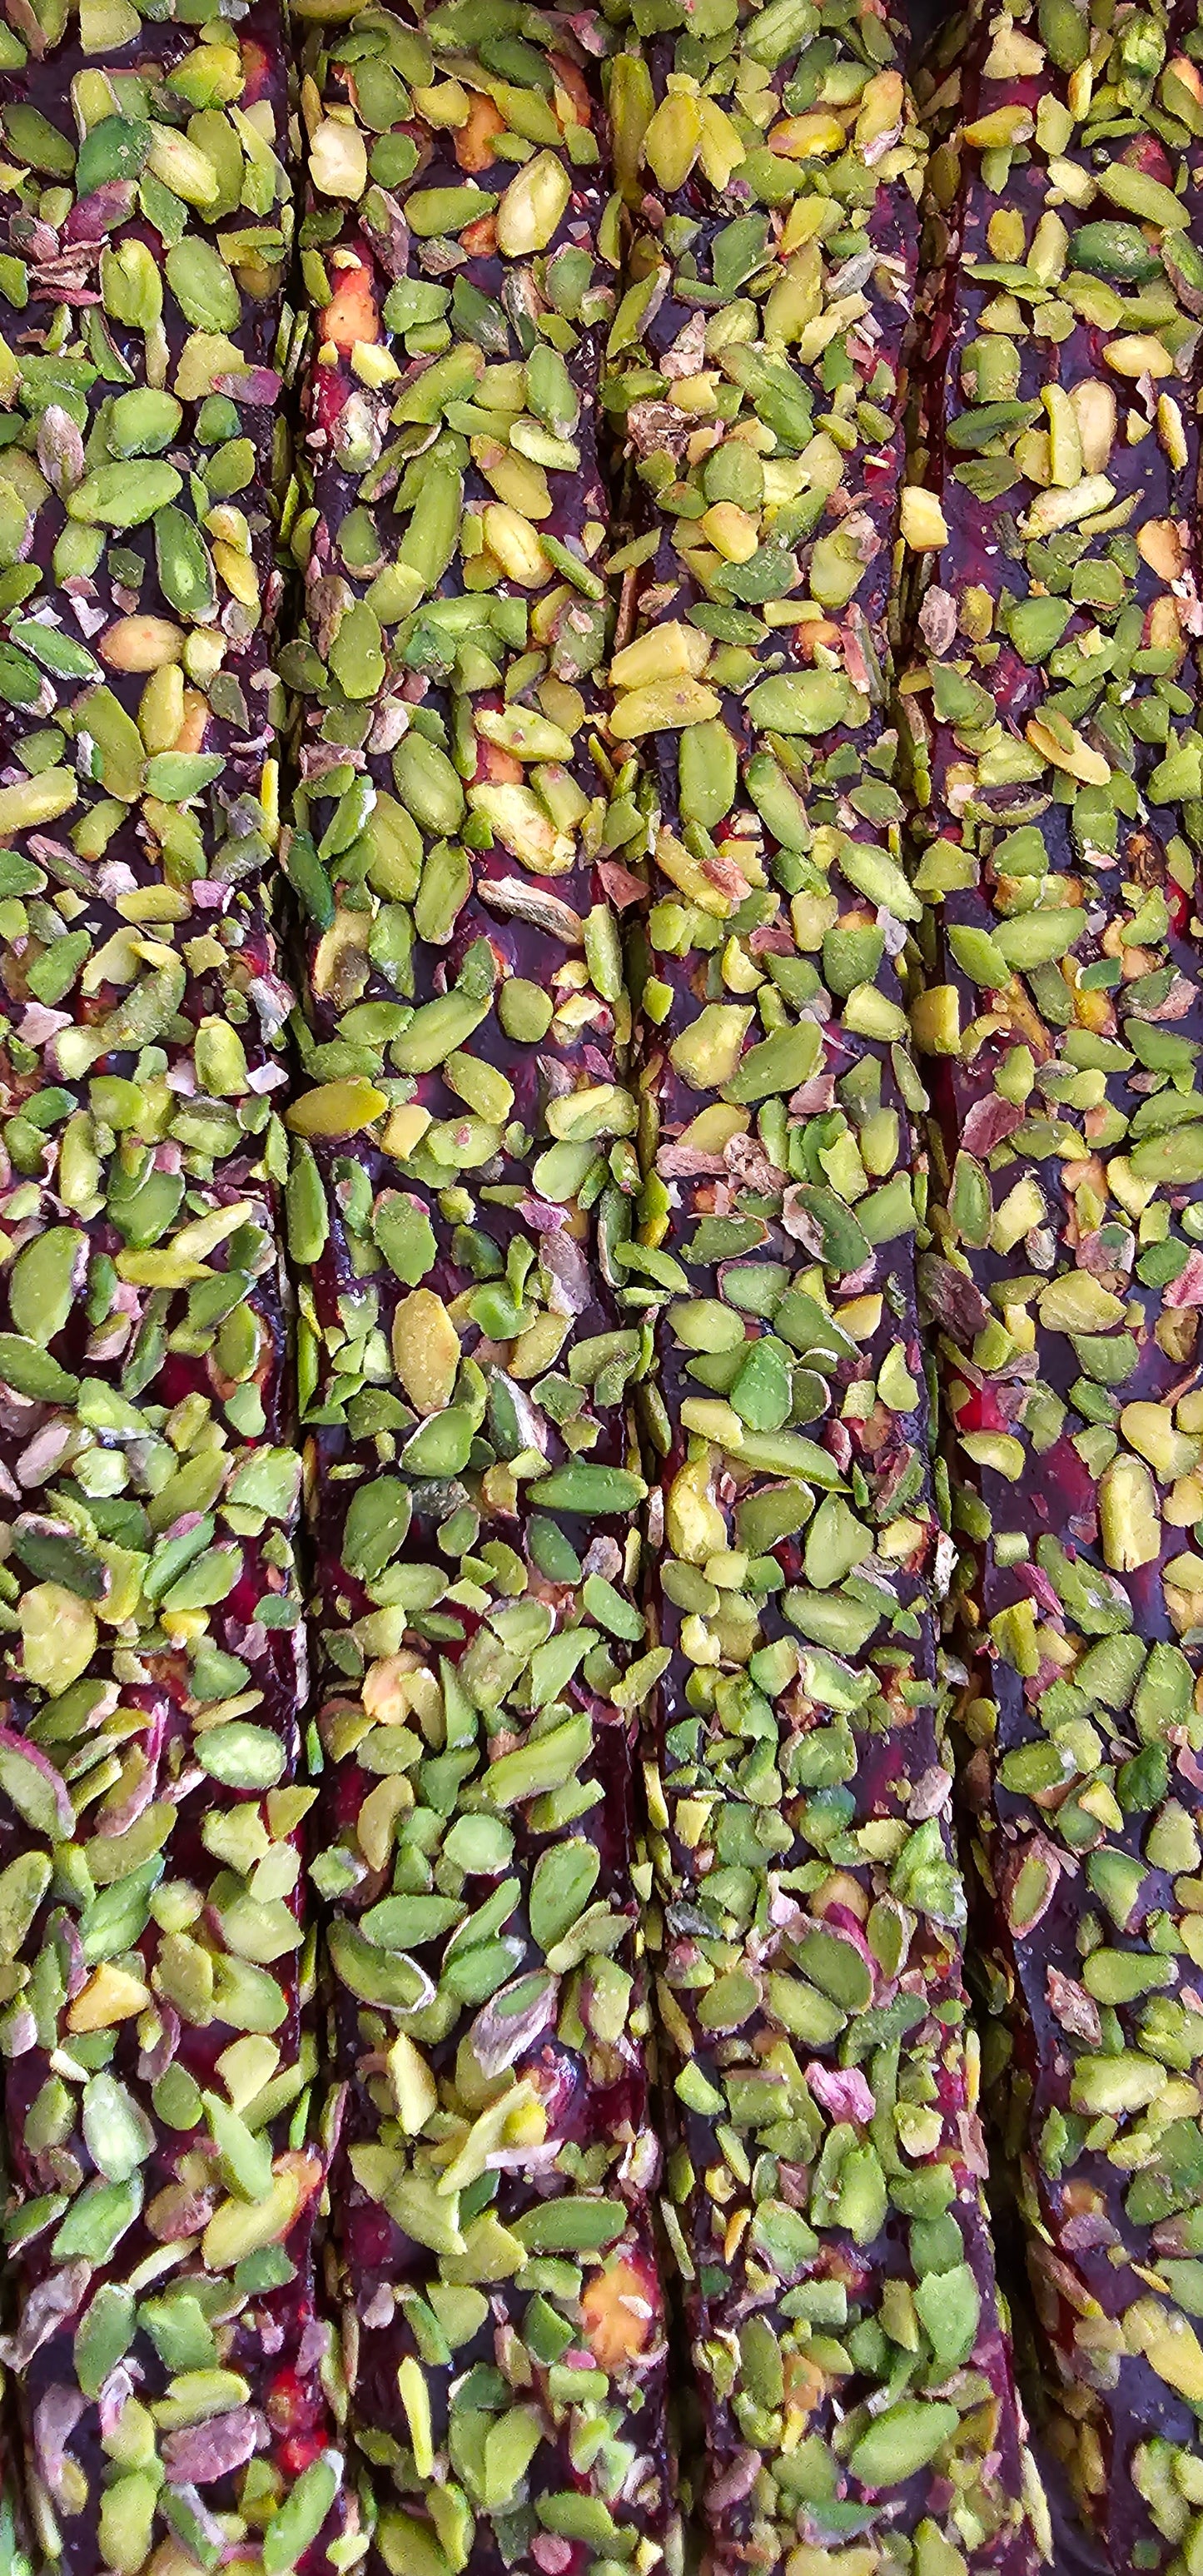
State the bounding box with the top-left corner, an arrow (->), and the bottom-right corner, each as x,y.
0,7 -> 345,2573
285,9 -> 676,2575
603,2 -> 1045,2569
907,0 -> 1203,2563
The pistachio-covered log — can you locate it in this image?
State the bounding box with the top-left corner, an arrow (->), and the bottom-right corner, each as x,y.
286,8 -> 674,2573
0,8 -> 346,2574
906,0 -> 1203,2563
603,3 -> 1042,2569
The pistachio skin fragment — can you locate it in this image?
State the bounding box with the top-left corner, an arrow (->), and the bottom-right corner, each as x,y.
603,1 -> 1042,2569
285,10 -> 674,2576
0,5 -> 347,2573
910,0 -> 1203,2566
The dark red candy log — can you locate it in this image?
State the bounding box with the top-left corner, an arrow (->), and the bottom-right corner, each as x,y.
601,1 -> 1044,2569
0,4 -> 345,2570
284,9 -> 676,2574
908,0 -> 1203,2563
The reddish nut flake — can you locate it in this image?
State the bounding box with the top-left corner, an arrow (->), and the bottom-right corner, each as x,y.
283,6 -> 674,2574
0,0 -> 344,2569
579,2252 -> 660,2371
908,0 -> 1203,2564
599,0 -> 1044,2567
